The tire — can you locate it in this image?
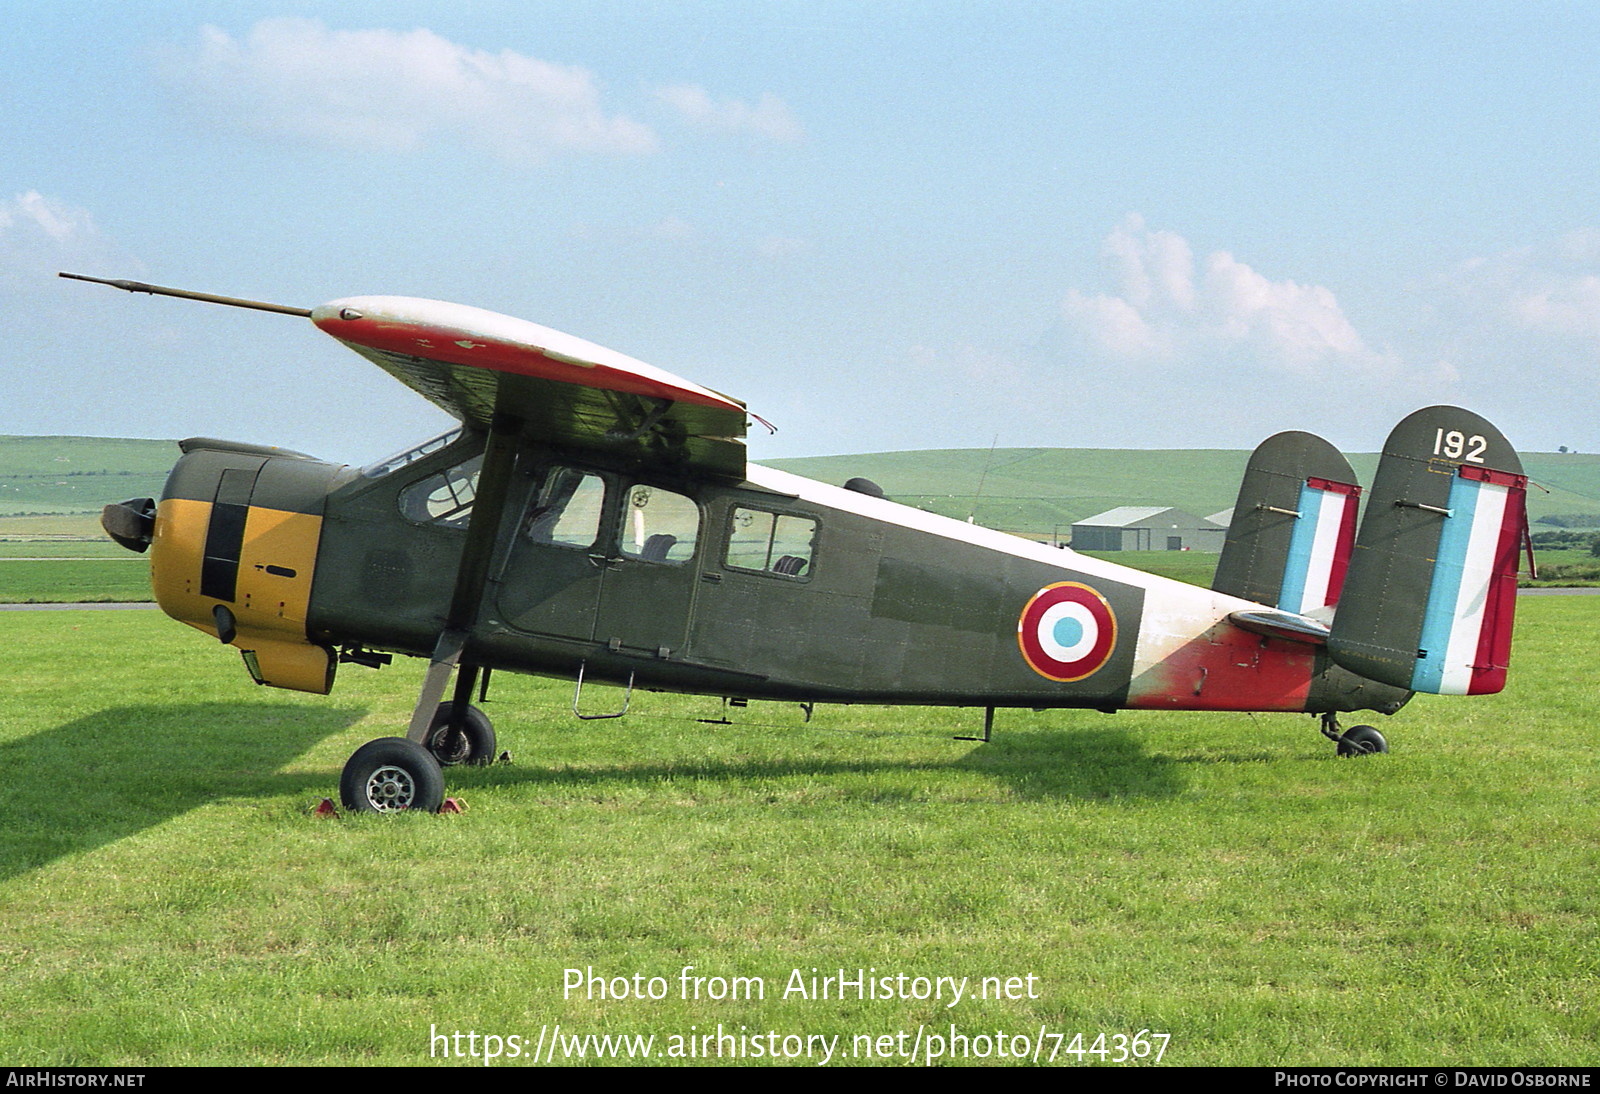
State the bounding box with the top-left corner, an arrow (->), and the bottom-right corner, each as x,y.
425,701 -> 497,766
1337,724 -> 1389,757
340,737 -> 445,813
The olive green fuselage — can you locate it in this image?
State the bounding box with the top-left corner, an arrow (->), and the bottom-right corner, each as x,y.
150,432 -> 1407,716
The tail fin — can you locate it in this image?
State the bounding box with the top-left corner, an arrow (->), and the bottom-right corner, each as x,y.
1327,407 -> 1526,695
1213,430 -> 1361,615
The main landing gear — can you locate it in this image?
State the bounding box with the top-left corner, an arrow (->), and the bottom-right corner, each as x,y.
339,701 -> 496,813
340,417 -> 521,814
1318,712 -> 1389,757
424,701 -> 498,767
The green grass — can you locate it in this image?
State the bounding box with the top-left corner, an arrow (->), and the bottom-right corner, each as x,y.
769,449 -> 1600,537
0,541 -> 130,558
0,557 -> 151,603
0,435 -> 173,518
8,435 -> 1597,542
1523,547 -> 1600,587
0,601 -> 1596,1066
1079,550 -> 1218,587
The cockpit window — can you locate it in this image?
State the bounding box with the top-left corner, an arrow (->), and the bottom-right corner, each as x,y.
522,467 -> 605,549
362,428 -> 465,479
399,454 -> 481,527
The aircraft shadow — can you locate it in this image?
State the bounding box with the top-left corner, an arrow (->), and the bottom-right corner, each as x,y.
452,725 -> 1184,803
0,702 -> 362,884
948,727 -> 1184,800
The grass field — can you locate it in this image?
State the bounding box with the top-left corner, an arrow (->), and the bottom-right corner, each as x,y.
4,435 -> 1593,604
0,435 -> 173,520
7,435 -> 1598,545
769,448 -> 1600,536
0,599 -> 1595,1066
0,557 -> 151,603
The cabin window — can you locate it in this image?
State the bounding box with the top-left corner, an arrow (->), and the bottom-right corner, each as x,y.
522,467 -> 606,549
398,454 -> 482,528
619,485 -> 698,564
726,507 -> 816,578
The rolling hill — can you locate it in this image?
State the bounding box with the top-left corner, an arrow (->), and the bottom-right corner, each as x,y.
4,435 -> 1598,541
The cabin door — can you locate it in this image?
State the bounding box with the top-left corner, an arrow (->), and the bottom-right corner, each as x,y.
496,469 -> 698,656
495,465 -> 607,642
588,483 -> 699,657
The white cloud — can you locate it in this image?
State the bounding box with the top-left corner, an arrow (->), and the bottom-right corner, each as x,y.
1061,288 -> 1166,357
654,84 -> 804,143
1513,274 -> 1600,340
1059,214 -> 1398,378
0,191 -> 126,289
166,19 -> 659,161
0,191 -> 94,242
1102,213 -> 1194,312
1429,233 -> 1600,350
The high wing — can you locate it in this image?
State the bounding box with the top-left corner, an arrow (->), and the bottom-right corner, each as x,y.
310,296 -> 749,480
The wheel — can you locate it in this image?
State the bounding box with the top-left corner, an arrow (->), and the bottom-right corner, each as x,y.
1337,725 -> 1389,757
424,701 -> 497,766
340,737 -> 445,813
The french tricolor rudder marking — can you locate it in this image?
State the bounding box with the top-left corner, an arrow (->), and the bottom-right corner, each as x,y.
1276,477 -> 1360,614
1412,465 -> 1527,696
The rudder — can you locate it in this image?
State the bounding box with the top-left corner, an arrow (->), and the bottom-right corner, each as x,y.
1212,430 -> 1361,616
1327,407 -> 1526,695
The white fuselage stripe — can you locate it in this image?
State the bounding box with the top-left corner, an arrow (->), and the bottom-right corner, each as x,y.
745,463 -> 1263,675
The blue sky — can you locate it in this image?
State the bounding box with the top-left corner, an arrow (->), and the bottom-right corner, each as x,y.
4,2 -> 1597,464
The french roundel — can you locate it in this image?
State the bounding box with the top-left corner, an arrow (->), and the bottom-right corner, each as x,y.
1018,582 -> 1118,682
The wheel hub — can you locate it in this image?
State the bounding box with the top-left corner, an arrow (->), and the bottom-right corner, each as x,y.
365,765 -> 417,811
428,726 -> 470,765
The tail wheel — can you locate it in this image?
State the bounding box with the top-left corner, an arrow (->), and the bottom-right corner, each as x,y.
1337,725 -> 1389,757
425,701 -> 497,766
340,737 -> 445,813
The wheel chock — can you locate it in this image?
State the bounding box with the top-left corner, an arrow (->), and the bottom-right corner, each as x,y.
438,798 -> 467,814
310,798 -> 340,818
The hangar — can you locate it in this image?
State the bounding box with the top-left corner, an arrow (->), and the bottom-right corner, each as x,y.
1070,506 -> 1225,552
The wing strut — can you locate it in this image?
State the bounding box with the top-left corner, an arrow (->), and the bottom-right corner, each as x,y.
405,406 -> 523,745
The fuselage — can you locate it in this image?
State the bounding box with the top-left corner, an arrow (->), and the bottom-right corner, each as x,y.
142,431 -> 1410,716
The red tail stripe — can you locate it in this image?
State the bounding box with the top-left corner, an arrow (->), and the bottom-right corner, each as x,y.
1460,465 -> 1527,489
1307,476 -> 1361,497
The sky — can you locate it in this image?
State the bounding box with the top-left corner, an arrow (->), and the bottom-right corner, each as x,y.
3,1 -> 1598,466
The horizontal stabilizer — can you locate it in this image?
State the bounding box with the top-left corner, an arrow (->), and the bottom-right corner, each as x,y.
1228,608 -> 1330,645
1212,431 -> 1361,614
1327,407 -> 1525,695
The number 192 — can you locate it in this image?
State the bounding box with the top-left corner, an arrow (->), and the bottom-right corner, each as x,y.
1434,428 -> 1487,463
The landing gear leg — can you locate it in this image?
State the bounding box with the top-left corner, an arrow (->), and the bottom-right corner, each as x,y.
338,412 -> 523,813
